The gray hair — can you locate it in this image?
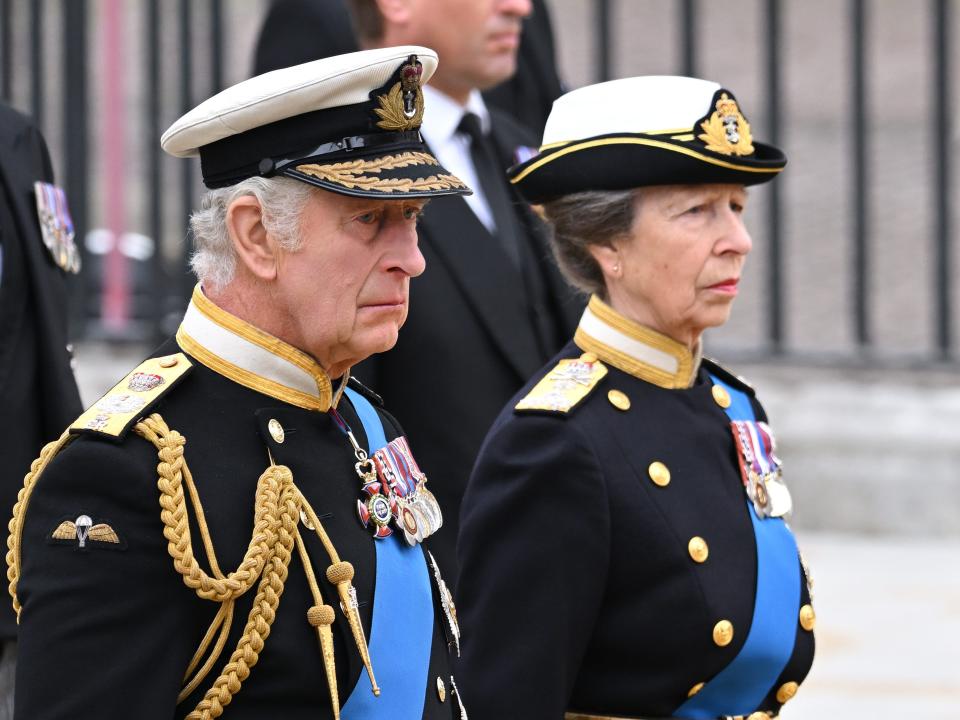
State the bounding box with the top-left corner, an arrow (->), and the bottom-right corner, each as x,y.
189,176 -> 315,291
541,189 -> 638,297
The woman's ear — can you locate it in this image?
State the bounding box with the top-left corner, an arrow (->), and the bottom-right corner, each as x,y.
226,195 -> 278,281
588,242 -> 622,280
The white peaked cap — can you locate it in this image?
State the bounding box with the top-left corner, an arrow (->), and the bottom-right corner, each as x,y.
162,46 -> 438,158
541,76 -> 722,147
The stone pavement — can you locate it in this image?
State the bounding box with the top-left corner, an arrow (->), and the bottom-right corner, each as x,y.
786,532 -> 960,719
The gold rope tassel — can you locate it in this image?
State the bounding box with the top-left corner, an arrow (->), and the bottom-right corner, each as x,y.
295,532 -> 340,719
299,492 -> 379,696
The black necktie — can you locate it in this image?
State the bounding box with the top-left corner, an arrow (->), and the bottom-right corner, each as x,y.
457,112 -> 522,269
459,112 -> 562,357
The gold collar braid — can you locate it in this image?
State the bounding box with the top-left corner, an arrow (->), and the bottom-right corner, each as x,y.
6,415 -> 377,719
574,295 -> 700,389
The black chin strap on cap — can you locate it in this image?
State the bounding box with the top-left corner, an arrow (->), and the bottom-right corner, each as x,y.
257,130 -> 425,177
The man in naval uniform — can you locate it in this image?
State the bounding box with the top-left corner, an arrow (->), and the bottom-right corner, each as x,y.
8,47 -> 467,720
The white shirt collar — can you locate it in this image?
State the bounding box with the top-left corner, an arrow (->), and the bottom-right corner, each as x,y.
421,86 -> 491,147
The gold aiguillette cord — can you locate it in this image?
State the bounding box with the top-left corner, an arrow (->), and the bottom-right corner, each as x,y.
297,489 -> 380,697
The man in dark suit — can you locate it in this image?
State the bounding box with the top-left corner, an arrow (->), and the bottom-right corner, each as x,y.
0,102 -> 82,717
253,0 -> 565,137
347,0 -> 583,583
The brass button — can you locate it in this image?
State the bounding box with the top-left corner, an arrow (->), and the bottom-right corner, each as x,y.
158,355 -> 179,368
711,384 -> 731,408
267,418 -> 285,444
436,676 -> 446,702
607,389 -> 631,411
687,681 -> 704,697
712,619 -> 734,647
748,713 -> 770,720
688,536 -> 709,563
579,351 -> 598,363
776,681 -> 799,704
799,603 -> 816,631
648,461 -> 671,487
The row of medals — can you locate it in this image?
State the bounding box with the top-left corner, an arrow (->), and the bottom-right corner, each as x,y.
357,457 -> 443,546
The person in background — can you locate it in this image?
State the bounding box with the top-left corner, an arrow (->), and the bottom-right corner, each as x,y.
8,47 -> 469,719
253,0 -> 565,137
252,0 -> 359,75
0,101 -> 82,720
347,0 -> 583,584
457,75 -> 816,719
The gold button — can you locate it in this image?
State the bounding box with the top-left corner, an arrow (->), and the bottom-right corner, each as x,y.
158,355 -> 179,368
712,619 -> 734,647
688,536 -> 709,563
711,384 -> 731,408
267,418 -> 285,444
436,676 -> 446,702
687,682 -> 704,698
648,461 -> 671,487
579,351 -> 598,363
799,603 -> 816,631
776,681 -> 799,704
748,713 -> 770,720
607,389 -> 631,411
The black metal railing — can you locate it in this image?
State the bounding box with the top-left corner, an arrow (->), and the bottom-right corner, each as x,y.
1,0 -> 955,365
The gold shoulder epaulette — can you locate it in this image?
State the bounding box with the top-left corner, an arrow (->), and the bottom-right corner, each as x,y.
515,353 -> 608,414
70,353 -> 193,439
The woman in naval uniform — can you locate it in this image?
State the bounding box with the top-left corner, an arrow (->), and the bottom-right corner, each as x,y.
456,76 -> 815,720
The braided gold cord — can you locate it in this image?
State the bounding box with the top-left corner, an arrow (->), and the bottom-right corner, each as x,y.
6,413 -> 378,720
6,430 -> 74,618
184,471 -> 299,719
179,601 -> 235,703
138,416 -> 271,602
133,414 -> 304,718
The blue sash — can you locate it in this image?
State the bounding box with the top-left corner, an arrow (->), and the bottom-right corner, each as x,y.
340,388 -> 434,720
673,376 -> 800,718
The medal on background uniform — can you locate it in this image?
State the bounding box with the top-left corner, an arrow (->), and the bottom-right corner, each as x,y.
33,181 -> 81,273
730,419 -> 792,518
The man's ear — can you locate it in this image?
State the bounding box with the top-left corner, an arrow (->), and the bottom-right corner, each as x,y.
226,195 -> 278,281
375,0 -> 412,26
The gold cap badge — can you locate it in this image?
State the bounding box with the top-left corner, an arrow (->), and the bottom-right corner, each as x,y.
374,55 -> 425,131
698,92 -> 755,156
